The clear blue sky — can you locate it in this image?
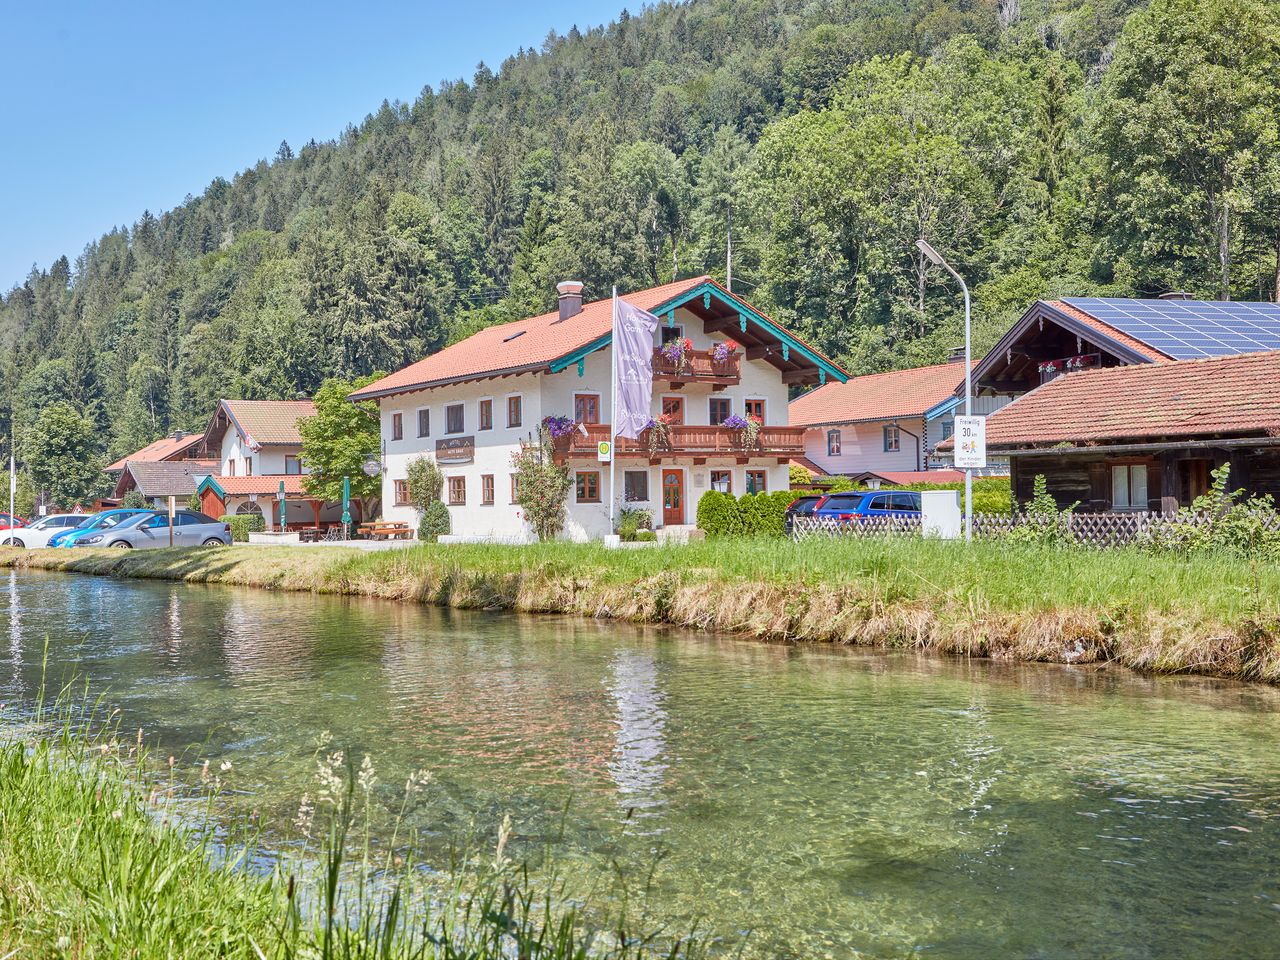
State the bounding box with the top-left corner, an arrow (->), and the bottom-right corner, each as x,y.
0,0 -> 626,290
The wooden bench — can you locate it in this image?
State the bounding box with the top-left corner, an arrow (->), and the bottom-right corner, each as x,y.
367,523 -> 412,541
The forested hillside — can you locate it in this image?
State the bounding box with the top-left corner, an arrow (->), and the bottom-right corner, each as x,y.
2,0 -> 1278,494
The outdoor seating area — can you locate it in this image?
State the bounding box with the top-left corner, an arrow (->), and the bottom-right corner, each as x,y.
358,521 -> 412,541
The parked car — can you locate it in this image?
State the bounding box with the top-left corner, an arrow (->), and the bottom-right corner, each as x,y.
785,490 -> 923,532
50,509 -> 154,548
71,510 -> 232,549
2,513 -> 89,548
783,495 -> 825,535
0,513 -> 26,529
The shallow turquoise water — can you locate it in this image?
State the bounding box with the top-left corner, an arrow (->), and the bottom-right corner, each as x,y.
2,569 -> 1279,958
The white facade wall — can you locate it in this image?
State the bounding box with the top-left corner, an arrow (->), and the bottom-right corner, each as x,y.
376,304 -> 794,542
377,373 -> 541,542
215,425 -> 305,477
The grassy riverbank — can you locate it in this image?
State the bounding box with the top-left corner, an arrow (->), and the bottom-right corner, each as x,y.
0,699 -> 700,958
2,538 -> 1278,682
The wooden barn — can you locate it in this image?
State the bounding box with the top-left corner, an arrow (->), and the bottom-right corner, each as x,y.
972,296 -> 1280,397
976,351 -> 1280,513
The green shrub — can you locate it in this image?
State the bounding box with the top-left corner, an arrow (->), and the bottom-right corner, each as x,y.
633,530 -> 657,542
418,499 -> 451,542
696,490 -> 737,537
220,514 -> 265,543
616,507 -> 652,540
789,463 -> 814,487
697,490 -> 794,537
1136,465 -> 1280,560
120,490 -> 148,510
1005,475 -> 1076,547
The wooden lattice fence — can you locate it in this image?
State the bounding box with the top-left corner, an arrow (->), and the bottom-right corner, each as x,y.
792,511 -> 1280,548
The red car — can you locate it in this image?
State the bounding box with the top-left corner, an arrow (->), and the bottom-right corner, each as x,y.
0,513 -> 26,530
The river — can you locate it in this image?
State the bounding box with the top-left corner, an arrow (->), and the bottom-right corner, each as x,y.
2,569 -> 1278,957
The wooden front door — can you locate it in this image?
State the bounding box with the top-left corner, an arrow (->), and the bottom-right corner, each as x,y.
662,470 -> 684,525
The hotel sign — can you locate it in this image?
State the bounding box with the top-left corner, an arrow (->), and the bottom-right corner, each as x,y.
435,436 -> 475,465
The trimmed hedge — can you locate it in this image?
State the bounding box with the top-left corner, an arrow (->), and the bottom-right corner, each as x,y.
220,514 -> 265,543
696,490 -> 797,538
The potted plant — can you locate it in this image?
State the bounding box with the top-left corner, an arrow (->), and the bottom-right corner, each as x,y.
542,415 -> 578,454
660,336 -> 694,373
722,413 -> 762,450
711,339 -> 738,366
642,413 -> 675,456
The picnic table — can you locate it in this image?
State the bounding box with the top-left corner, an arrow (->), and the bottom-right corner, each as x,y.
298,526 -> 324,543
366,522 -> 412,541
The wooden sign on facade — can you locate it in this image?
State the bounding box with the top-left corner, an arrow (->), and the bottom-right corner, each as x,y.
435,436 -> 475,464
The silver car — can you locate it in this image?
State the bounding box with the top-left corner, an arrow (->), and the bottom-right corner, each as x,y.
72,510 -> 232,549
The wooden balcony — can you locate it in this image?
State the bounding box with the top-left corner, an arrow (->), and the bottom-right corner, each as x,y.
552,422 -> 805,463
651,348 -> 740,388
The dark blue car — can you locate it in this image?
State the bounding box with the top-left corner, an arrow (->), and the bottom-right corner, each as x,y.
784,490 -> 922,532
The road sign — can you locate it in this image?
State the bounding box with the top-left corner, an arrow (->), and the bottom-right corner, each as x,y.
954,415 -> 987,469
597,440 -> 612,463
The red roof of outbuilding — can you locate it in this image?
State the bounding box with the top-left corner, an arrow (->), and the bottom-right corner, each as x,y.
350,277 -> 709,401
789,361 -> 972,427
980,350 -> 1280,449
106,433 -> 205,472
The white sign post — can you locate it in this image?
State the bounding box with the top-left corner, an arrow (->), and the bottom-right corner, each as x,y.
953,414 -> 985,544
953,415 -> 987,469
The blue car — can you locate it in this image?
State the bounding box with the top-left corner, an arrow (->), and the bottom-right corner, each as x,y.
49,509 -> 154,548
785,490 -> 922,531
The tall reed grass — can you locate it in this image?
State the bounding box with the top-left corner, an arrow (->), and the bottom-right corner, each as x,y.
0,685 -> 703,959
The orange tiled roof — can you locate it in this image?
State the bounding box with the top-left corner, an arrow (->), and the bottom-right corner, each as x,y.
981,350 -> 1280,449
209,475 -> 310,496
789,361 -> 972,427
221,400 -> 315,447
1048,300 -> 1172,363
106,433 -> 205,472
350,277 -> 709,400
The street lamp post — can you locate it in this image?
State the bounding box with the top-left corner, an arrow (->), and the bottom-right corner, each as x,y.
916,239 -> 973,542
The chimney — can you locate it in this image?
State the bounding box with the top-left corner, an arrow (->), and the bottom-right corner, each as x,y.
1159,291 -> 1192,300
172,430 -> 185,441
556,280 -> 584,322
947,346 -> 967,363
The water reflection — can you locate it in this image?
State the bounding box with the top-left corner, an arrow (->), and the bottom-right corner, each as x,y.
606,649 -> 668,829
1,570 -> 1279,959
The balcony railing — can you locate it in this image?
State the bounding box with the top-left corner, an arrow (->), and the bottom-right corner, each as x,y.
651,348 -> 740,386
552,422 -> 805,461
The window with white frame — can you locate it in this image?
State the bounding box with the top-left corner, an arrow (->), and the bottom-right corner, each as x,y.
883,425 -> 900,452
624,470 -> 649,502
446,404 -> 464,434
827,429 -> 841,457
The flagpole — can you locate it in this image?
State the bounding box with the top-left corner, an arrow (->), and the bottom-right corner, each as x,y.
608,286 -> 618,534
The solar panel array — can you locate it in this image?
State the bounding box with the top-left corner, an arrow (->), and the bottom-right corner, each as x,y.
1062,297 -> 1280,360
